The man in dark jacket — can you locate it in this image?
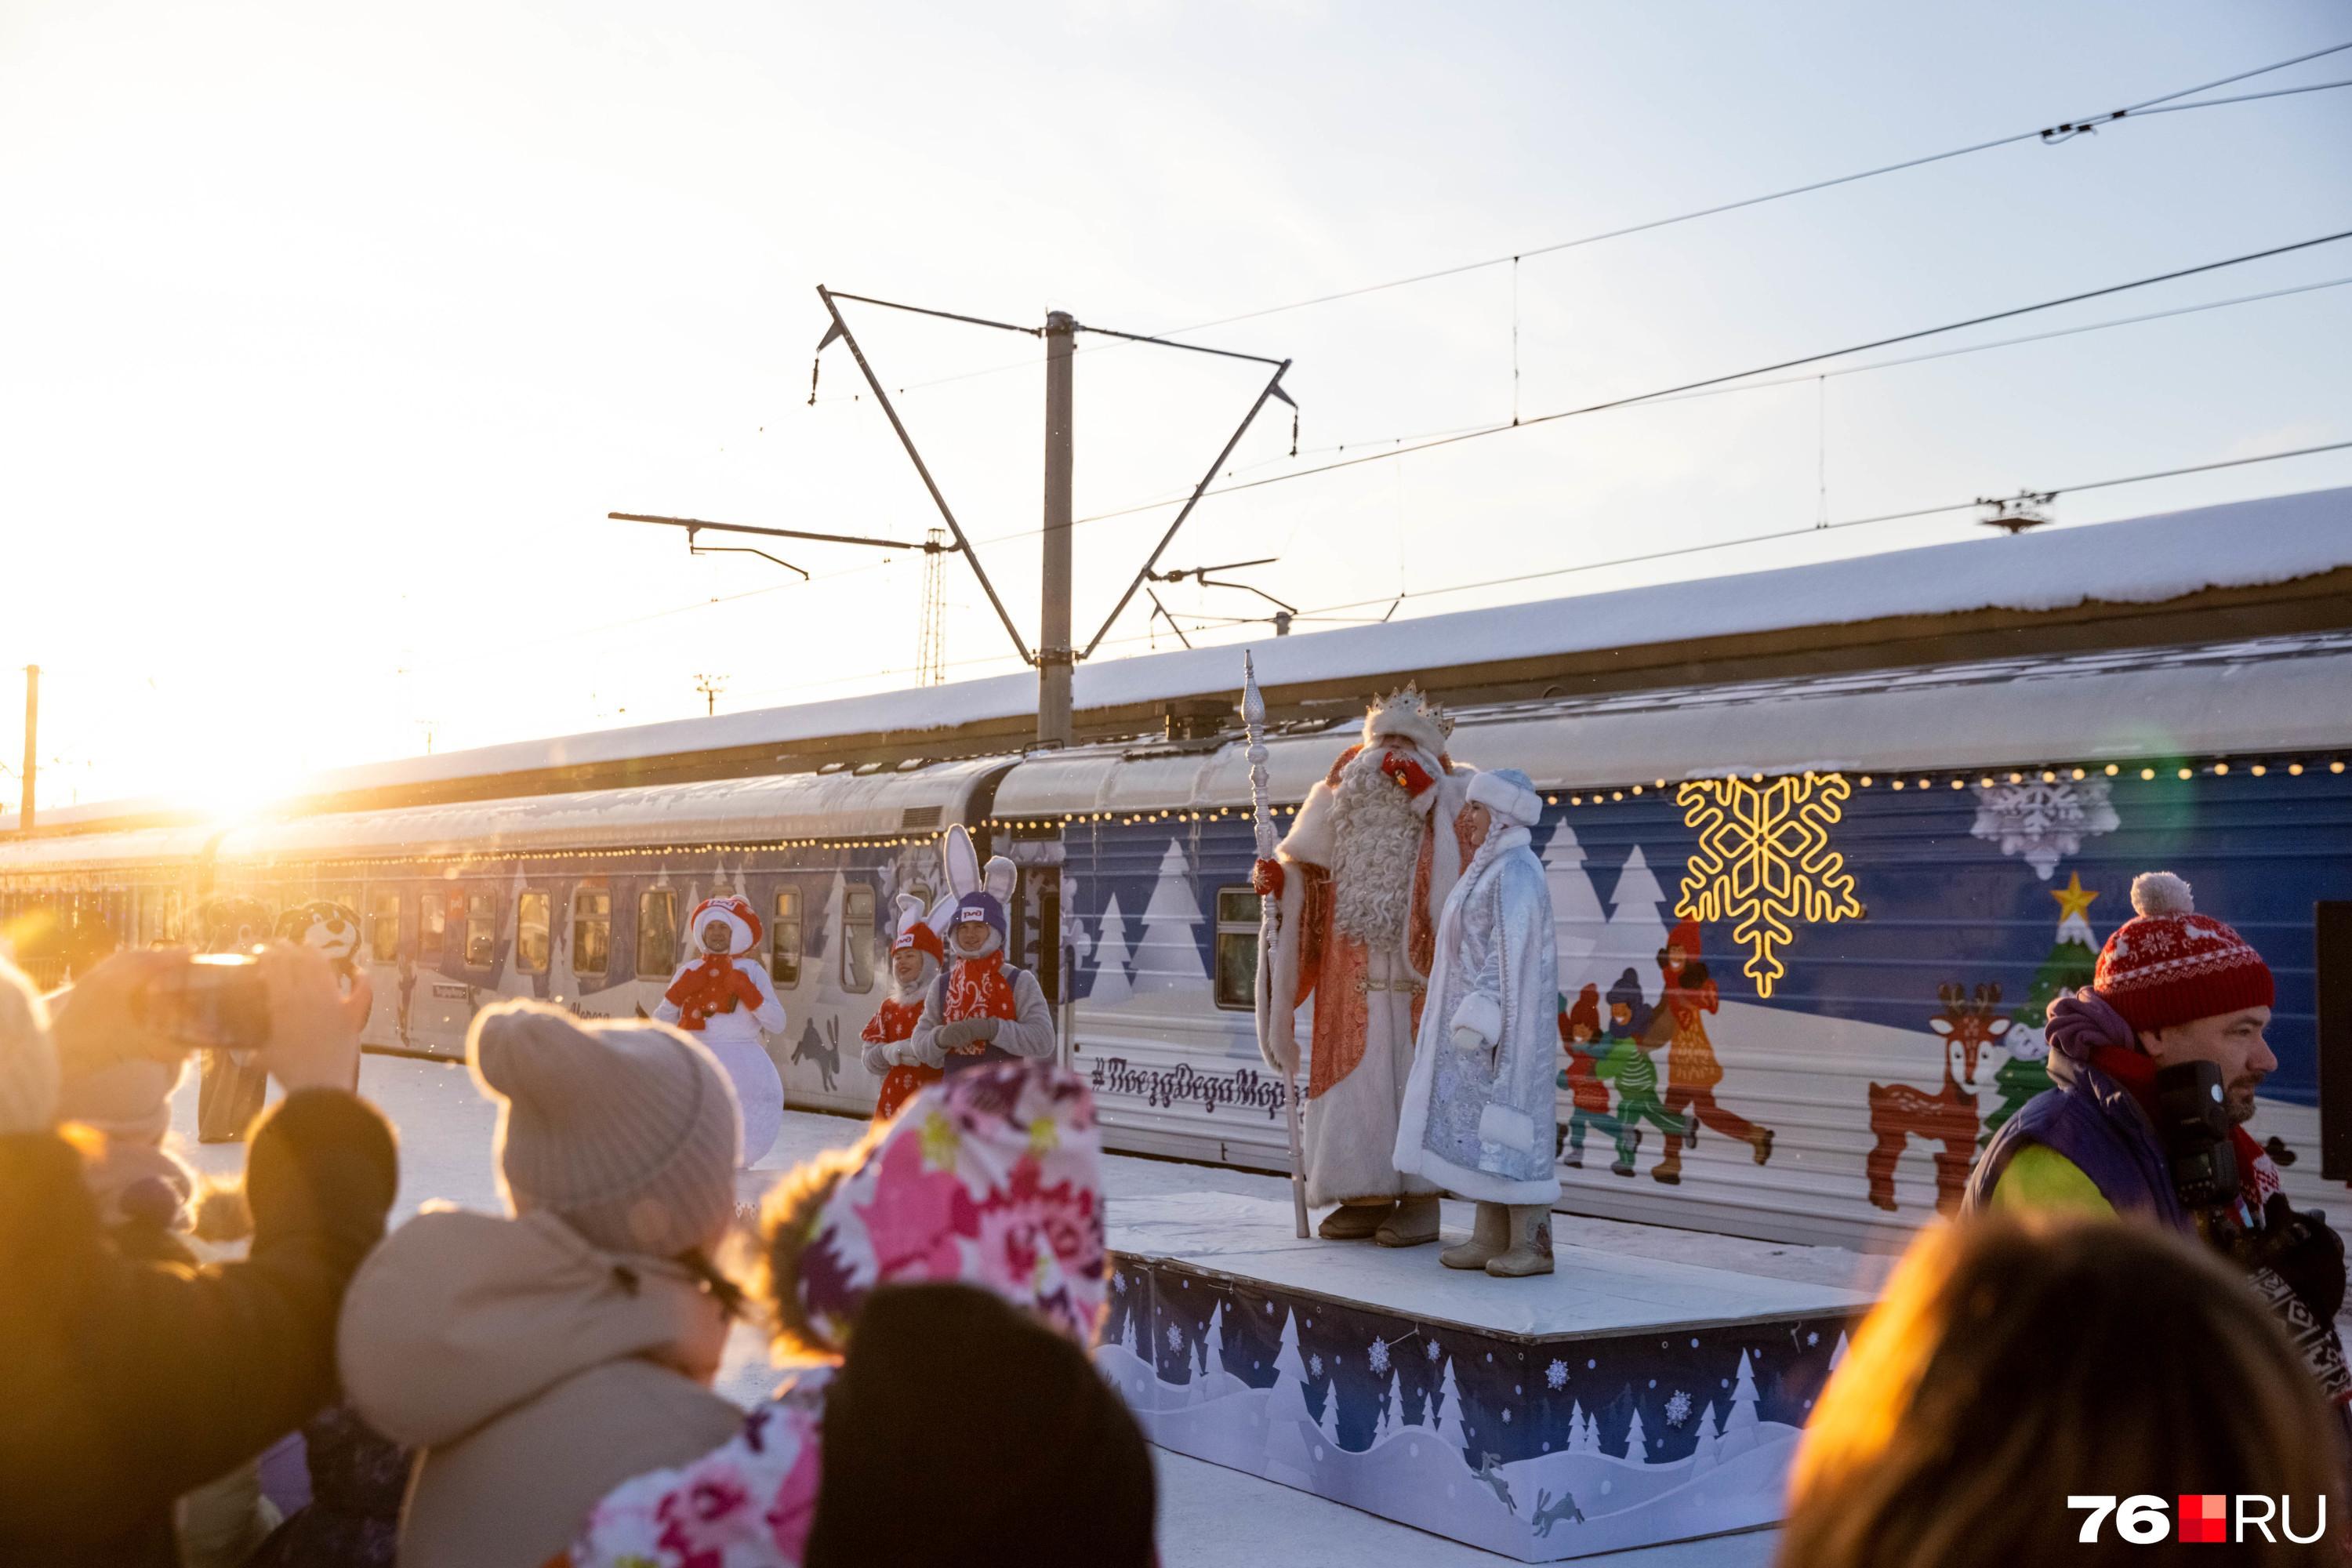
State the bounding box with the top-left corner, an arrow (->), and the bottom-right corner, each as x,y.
0,945 -> 397,1568
1966,869 -> 2347,1410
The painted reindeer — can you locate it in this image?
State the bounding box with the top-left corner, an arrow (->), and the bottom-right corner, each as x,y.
793,1015 -> 843,1094
1866,983 -> 2009,1215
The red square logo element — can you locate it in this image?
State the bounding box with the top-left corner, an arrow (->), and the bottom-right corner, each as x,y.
2179,1494 -> 2227,1544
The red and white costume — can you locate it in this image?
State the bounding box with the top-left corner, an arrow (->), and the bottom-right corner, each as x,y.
862,894 -> 946,1124
655,895 -> 787,1166
1257,688 -> 1481,1208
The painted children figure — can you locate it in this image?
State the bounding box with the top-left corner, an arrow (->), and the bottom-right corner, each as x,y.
909,827 -> 1056,1075
1595,967 -> 1682,1178
1556,984 -> 1621,1169
862,894 -> 946,1124
1652,921 -> 1774,1185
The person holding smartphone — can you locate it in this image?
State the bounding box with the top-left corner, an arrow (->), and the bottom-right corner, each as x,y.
0,943 -> 398,1568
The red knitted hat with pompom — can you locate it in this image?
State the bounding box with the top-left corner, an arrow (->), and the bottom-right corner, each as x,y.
2092,871 -> 2274,1034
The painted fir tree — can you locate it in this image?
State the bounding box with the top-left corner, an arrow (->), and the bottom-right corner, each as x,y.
1433,1355 -> 1464,1439
1132,840 -> 1209,996
1200,1299 -> 1226,1385
1982,873 -> 2100,1145
1622,1403 -> 1650,1463
1600,846 -> 1672,1006
1088,892 -> 1136,1008
1270,1308 -> 1314,1426
1317,1375 -> 1343,1448
1690,1401 -> 1721,1470
1543,820 -> 1609,991
1721,1349 -> 1762,1450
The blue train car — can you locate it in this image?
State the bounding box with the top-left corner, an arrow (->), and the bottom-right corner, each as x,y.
1001,631 -> 2352,1249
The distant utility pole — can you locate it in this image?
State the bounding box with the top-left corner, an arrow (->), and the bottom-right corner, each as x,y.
916,527 -> 949,684
19,665 -> 36,832
695,673 -> 728,716
1039,311 -> 1076,746
808,286 -> 1295,753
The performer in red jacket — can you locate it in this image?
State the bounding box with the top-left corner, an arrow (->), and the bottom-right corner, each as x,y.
862,894 -> 947,1124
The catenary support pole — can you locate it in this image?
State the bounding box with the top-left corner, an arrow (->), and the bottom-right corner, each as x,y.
1039,310 -> 1076,750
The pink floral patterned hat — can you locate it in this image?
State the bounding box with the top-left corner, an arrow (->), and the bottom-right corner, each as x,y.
791,1058 -> 1108,1349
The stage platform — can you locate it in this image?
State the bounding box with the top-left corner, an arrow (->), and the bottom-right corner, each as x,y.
1096,1191 -> 1875,1563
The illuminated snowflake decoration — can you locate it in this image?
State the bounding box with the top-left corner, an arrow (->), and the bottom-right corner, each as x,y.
1665,1390 -> 1693,1427
1970,778 -> 2118,882
1367,1338 -> 1391,1374
1806,1330 -> 1819,1347
1545,1359 -> 1568,1391
1426,1341 -> 1443,1363
1166,1323 -> 1183,1353
1676,773 -> 1864,996
1309,1353 -> 1325,1381
1112,1273 -> 1127,1294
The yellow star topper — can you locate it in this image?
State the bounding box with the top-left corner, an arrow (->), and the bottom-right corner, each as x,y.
2051,871 -> 2099,923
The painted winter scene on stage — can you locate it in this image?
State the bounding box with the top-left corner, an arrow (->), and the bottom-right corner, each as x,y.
1059,763 -> 2349,1250
1093,1249 -> 1854,1561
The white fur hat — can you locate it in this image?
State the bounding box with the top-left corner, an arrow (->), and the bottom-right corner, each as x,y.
1467,768 -> 1544,827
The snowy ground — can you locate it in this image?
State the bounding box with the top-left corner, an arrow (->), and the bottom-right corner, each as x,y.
167,1054 -> 1823,1566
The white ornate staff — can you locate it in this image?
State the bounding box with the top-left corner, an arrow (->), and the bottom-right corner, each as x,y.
1244,651 -> 1310,1240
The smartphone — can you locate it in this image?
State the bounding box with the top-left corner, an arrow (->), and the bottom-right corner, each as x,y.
132,953 -> 271,1055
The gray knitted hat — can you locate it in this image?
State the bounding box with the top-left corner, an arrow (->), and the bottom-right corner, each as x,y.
468,999 -> 742,1259
0,957 -> 59,1137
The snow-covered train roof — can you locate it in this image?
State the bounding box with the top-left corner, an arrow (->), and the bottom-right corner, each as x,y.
993,631 -> 2352,813
212,485 -> 2352,804
0,757 -> 1006,876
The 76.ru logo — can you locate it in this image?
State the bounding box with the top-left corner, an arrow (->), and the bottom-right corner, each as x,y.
2068,1494 -> 2328,1544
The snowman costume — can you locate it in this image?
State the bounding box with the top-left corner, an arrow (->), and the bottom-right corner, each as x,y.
655,895 -> 787,1166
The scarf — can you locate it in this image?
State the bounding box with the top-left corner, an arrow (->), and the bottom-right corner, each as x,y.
664,953 -> 762,1033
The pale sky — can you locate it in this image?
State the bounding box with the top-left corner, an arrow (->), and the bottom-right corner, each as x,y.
5,0 -> 2349,816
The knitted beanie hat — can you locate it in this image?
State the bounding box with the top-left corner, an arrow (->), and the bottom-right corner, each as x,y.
0,956 -> 59,1137
2092,871 -> 2275,1035
468,999 -> 742,1259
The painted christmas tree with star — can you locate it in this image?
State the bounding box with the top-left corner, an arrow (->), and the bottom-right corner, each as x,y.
1982,872 -> 2101,1145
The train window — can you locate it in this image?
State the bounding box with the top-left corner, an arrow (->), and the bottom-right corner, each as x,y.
158,888 -> 184,944
516,891 -> 550,975
1213,887 -> 1261,1010
770,888 -> 802,987
330,888 -> 360,917
573,888 -> 611,975
464,892 -> 498,968
841,884 -> 876,994
369,891 -> 401,962
637,890 -> 678,978
420,896 -> 445,962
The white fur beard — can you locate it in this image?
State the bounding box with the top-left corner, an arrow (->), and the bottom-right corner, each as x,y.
1330,751 -> 1424,947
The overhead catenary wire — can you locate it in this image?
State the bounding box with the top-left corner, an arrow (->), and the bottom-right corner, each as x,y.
726,434 -> 2352,704
800,43 -> 2352,406
1145,43 -> 2352,341
1223,271 -> 2352,476
1060,226 -> 2352,528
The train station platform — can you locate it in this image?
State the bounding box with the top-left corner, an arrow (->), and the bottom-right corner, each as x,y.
1097,1188 -> 1872,1561
176,1055 -> 1889,1564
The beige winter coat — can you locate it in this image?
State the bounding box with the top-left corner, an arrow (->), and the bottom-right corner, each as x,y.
337,1207 -> 743,1568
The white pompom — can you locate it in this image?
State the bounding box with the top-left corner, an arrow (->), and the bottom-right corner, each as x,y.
2130,870 -> 2194,917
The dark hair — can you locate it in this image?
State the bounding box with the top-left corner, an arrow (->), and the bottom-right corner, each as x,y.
1780,1214 -> 2345,1568
804,1282 -> 1155,1568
